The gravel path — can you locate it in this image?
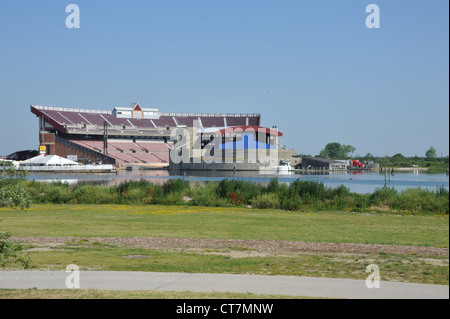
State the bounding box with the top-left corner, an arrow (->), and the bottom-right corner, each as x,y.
10,236 -> 449,256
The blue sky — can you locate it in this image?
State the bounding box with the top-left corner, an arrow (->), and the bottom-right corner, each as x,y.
0,0 -> 448,157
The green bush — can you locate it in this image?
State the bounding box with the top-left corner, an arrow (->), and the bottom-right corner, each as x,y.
0,184 -> 31,209
370,187 -> 398,207
216,179 -> 264,204
162,191 -> 185,205
251,193 -> 280,209
280,195 -> 302,211
287,179 -> 327,200
116,179 -> 153,195
0,229 -> 31,269
189,182 -> 229,207
392,187 -> 449,214
147,184 -> 165,204
72,184 -> 116,204
162,179 -> 190,196
330,185 -> 351,198
265,178 -> 281,194
347,194 -> 370,212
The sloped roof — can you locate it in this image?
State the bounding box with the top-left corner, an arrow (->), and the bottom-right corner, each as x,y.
20,155 -> 79,166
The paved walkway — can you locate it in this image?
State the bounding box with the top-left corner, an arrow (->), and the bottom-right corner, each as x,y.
0,271 -> 448,299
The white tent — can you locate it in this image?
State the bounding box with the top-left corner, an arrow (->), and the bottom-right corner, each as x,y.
20,155 -> 79,166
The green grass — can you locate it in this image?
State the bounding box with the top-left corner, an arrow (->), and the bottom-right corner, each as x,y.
1,204 -> 448,286
1,204 -> 448,247
14,241 -> 450,285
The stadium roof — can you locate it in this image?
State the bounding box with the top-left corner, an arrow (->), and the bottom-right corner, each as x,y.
31,104 -> 261,137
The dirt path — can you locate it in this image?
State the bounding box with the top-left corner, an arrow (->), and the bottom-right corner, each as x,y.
10,236 -> 449,256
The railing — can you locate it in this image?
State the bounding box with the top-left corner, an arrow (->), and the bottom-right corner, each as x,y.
32,105 -> 260,118
55,136 -> 116,164
17,165 -> 115,172
159,112 -> 260,118
31,105 -> 112,115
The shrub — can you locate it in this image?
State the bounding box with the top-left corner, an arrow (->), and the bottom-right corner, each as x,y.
229,192 -> 245,206
189,182 -> 229,207
393,188 -> 449,214
216,179 -> 264,204
161,191 -> 184,205
288,179 -> 327,200
0,184 -> 31,209
162,179 -> 190,196
280,195 -> 302,211
251,193 -> 280,209
0,229 -> 31,269
369,187 -> 398,207
116,179 -> 153,195
148,184 -> 165,204
347,194 -> 370,212
72,184 -> 116,204
330,185 -> 351,198
266,178 -> 281,194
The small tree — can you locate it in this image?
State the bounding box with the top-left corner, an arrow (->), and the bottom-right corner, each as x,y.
364,153 -> 375,161
319,142 -> 356,159
425,146 -> 437,159
0,166 -> 32,268
0,184 -> 31,209
0,228 -> 31,269
0,163 -> 31,210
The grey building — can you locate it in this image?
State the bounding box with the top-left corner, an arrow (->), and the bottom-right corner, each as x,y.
299,157 -> 348,170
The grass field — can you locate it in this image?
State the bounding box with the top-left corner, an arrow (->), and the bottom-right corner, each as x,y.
22,241 -> 449,285
1,204 -> 448,246
0,204 -> 448,288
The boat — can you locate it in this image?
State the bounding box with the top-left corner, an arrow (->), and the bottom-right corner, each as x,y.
275,161 -> 295,172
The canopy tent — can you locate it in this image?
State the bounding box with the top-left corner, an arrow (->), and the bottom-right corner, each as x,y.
20,155 -> 79,166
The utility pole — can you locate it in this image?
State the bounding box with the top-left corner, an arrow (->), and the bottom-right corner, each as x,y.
103,121 -> 108,155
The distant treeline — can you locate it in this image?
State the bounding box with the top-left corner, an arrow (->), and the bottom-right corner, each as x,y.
300,143 -> 449,169
1,177 -> 448,215
297,153 -> 449,169
373,155 -> 449,169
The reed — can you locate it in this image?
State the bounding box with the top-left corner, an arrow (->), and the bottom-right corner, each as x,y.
12,178 -> 449,215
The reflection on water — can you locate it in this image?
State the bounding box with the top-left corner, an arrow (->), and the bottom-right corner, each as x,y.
26,169 -> 449,194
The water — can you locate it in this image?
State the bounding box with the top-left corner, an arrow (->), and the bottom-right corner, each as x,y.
26,169 -> 449,194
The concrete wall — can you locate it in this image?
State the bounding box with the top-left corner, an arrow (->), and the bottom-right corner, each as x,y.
278,148 -> 301,167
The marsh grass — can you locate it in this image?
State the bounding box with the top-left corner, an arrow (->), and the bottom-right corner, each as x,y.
14,178 -> 450,214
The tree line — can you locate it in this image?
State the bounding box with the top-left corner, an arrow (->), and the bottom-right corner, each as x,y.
298,143 -> 448,169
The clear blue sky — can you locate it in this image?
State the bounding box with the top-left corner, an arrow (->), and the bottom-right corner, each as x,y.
0,0 -> 448,157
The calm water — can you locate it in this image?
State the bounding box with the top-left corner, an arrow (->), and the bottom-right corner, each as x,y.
27,169 -> 449,194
